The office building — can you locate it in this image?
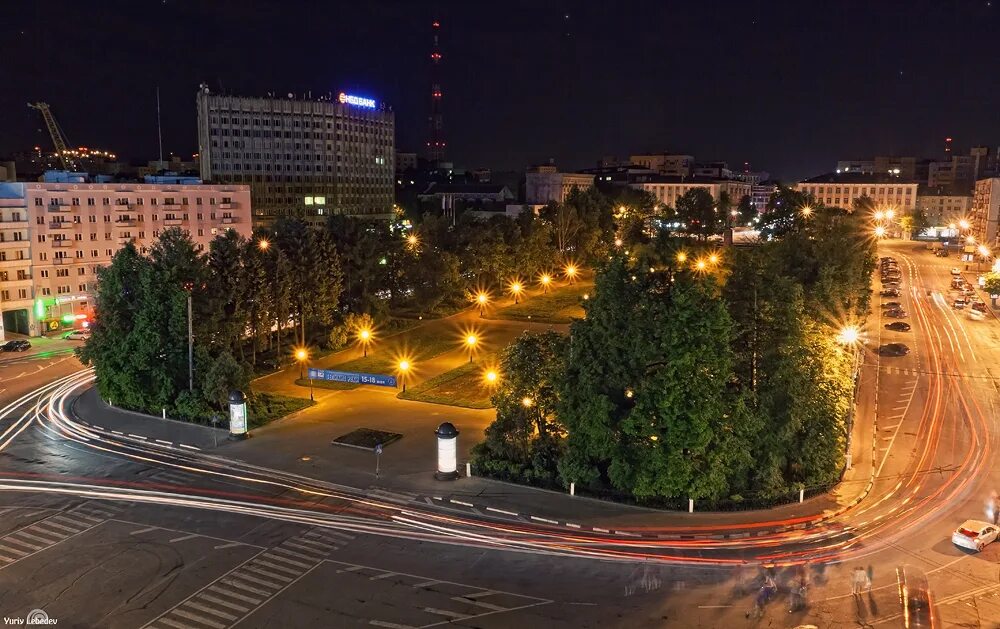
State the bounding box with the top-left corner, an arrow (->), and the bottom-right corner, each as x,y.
196,86 -> 395,224
0,173 -> 250,339
629,154 -> 694,177
915,191 -> 972,226
630,175 -> 752,209
524,165 -> 595,204
795,173 -> 919,213
836,160 -> 875,175
970,178 -> 1000,247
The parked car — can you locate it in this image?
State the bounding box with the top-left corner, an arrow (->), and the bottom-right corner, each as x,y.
883,301 -> 902,308
0,340 -> 31,352
951,268 -> 962,276
935,249 -> 949,257
63,330 -> 90,341
879,343 -> 910,357
954,298 -> 967,309
881,289 -> 900,297
885,322 -> 911,331
952,520 -> 999,552
886,309 -> 908,318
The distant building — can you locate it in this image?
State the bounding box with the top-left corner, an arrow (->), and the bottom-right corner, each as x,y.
691,161 -> 734,180
630,175 -> 752,208
629,153 -> 694,177
928,147 -> 997,191
196,86 -> 395,224
417,182 -> 514,221
873,156 -> 920,180
971,178 -> 1000,246
836,160 -> 875,175
524,166 -> 595,204
0,173 -> 251,339
395,152 -> 418,173
137,155 -> 200,179
751,181 -> 778,214
0,162 -> 14,182
915,191 -> 972,226
795,173 -> 919,213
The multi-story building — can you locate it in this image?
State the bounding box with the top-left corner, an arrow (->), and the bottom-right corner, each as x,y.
795,173 -> 918,213
836,160 -> 875,175
970,178 -> 1000,247
524,165 -> 595,204
751,181 -> 778,214
0,173 -> 250,340
629,154 -> 694,177
915,191 -> 972,226
196,86 -> 394,224
630,175 -> 752,209
928,147 -> 998,191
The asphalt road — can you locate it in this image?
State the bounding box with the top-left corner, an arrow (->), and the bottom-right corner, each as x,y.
3,245 -> 1000,627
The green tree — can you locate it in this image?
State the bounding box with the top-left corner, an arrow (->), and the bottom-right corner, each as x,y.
984,272 -> 1000,300
758,185 -> 813,240
673,188 -> 720,240
201,350 -> 251,410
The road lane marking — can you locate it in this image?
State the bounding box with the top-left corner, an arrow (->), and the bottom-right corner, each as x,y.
128,434 -> 147,440
261,553 -> 311,570
283,540 -> 326,555
253,558 -> 302,575
370,572 -> 397,580
462,591 -> 496,599
155,439 -> 173,446
370,621 -> 416,629
197,593 -> 249,613
182,601 -> 236,622
486,507 -> 519,517
131,527 -> 159,536
213,542 -> 242,550
452,596 -> 507,611
228,571 -> 280,589
424,608 -> 469,620
271,547 -> 317,562
171,608 -> 225,629
207,585 -> 262,605
169,534 -> 199,543
222,578 -> 273,597
449,499 -> 474,507
243,565 -> 293,583
178,443 -> 200,450
530,516 -> 558,525
412,580 -> 442,588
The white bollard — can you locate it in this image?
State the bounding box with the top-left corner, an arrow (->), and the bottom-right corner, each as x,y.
162,408 -> 166,419
465,462 -> 471,477
799,488 -> 805,503
846,452 -> 853,471
688,498 -> 694,513
570,482 -> 575,497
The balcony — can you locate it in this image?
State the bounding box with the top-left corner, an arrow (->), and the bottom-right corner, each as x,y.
114,204 -> 133,212
115,219 -> 137,227
218,203 -> 236,210
163,218 -> 184,226
0,239 -> 27,250
53,257 -> 71,265
161,203 -> 181,209
0,276 -> 33,286
53,240 -> 75,248
0,218 -> 28,226
47,203 -> 72,212
220,216 -> 239,225
0,257 -> 27,267
49,221 -> 70,229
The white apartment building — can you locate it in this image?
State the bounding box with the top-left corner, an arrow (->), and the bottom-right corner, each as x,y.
524,167 -> 595,204
0,178 -> 251,340
971,178 -> 1000,246
630,176 -> 752,209
795,174 -> 918,213
915,193 -> 972,226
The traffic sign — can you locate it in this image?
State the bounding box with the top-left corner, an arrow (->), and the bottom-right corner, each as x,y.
307,368 -> 397,387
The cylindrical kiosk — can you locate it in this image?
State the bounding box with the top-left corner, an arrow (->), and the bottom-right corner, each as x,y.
228,390 -> 250,440
434,422 -> 460,480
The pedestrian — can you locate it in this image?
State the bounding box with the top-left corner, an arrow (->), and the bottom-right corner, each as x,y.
863,565 -> 873,593
851,566 -> 865,595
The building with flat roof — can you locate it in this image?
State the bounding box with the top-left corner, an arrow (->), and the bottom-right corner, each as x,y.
196,86 -> 394,224
795,173 -> 919,213
0,174 -> 250,339
630,175 -> 751,209
629,154 -> 694,177
915,191 -> 972,226
524,166 -> 594,204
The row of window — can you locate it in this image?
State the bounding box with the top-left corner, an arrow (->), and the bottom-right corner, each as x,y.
209,115 -> 391,130
43,212 -> 231,224
801,186 -> 914,196
35,196 -> 232,207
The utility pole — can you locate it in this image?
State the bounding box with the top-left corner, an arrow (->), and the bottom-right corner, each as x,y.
188,292 -> 194,391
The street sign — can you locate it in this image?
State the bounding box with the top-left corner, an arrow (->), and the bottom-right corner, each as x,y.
307,368 -> 397,388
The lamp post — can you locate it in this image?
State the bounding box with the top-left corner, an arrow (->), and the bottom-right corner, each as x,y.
398,359 -> 411,393
509,281 -> 523,305
539,273 -> 552,292
484,369 -> 498,386
465,334 -> 477,364
295,347 -> 313,401
835,325 -> 861,470
564,264 -> 578,283
358,327 -> 372,357
476,292 -> 488,317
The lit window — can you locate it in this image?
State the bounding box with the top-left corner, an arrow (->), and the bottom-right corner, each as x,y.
304,197 -> 314,205
315,196 -> 326,205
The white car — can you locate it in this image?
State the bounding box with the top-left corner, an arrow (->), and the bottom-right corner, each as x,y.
951,268 -> 961,276
952,519 -> 999,551
64,330 -> 90,341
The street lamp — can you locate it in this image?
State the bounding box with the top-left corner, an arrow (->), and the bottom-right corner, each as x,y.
358,327 -> 373,357
484,369 -> 499,386
614,237 -> 623,247
885,209 -> 895,220
521,396 -> 534,408
465,334 -> 478,363
509,280 -> 523,304
801,206 -> 813,217
257,238 -> 270,251
397,359 -> 411,393
695,259 -> 707,271
836,326 -> 860,345
708,253 -> 720,265
874,210 -> 885,221
960,219 -> 971,231
564,264 -> 578,283
539,273 -> 552,291
475,291 -> 489,317
676,251 -> 687,263
295,347 -> 313,401
835,325 -> 861,469
874,225 -> 887,238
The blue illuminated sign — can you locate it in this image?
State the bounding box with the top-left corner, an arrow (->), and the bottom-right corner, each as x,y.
338,92 -> 377,109
308,368 -> 396,388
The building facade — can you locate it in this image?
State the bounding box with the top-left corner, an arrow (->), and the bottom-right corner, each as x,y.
524,167 -> 595,204
629,154 -> 694,177
795,174 -> 919,213
915,193 -> 972,226
630,176 -> 752,208
0,178 -> 250,339
970,178 -> 1000,247
196,87 -> 394,224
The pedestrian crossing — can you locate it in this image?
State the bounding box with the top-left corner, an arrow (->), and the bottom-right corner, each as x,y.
0,509 -> 107,569
150,468 -> 203,487
881,367 -> 919,376
367,487 -> 420,505
144,528 -> 352,629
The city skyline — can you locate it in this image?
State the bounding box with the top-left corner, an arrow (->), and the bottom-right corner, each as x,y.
3,0 -> 999,180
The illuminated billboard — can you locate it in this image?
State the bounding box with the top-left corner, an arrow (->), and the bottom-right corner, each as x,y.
338,92 -> 377,109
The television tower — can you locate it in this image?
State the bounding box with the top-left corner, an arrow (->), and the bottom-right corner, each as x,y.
426,19 -> 445,162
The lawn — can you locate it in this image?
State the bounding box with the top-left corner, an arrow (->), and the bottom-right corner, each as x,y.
488,282 -> 591,323
397,358 -> 496,409
248,392 -> 314,428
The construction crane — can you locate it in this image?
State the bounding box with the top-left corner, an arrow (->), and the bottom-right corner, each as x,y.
27,102 -> 72,170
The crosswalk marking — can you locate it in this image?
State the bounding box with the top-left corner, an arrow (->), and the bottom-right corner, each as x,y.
243,565 -> 293,583
222,578 -> 273,598
424,607 -> 469,620
452,596 -> 508,611
260,553 -> 310,570
197,593 -> 249,614
182,601 -> 237,622
171,608 -> 225,629
271,547 -> 318,562
207,585 -> 262,606
253,558 -> 303,575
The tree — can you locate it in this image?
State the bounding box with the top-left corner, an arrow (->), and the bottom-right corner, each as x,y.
984,272 -> 1000,304
673,188 -> 720,240
206,230 -> 249,357
906,208 -> 930,238
758,186 -> 813,240
472,331 -> 568,485
273,218 -> 343,345
201,350 -> 251,410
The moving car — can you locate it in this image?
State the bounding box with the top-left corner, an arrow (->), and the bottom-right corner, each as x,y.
951,268 -> 961,276
935,249 -> 949,257
0,340 -> 30,352
63,330 -> 90,341
885,322 -> 911,332
968,309 -> 986,320
953,298 -> 967,309
879,343 -> 910,356
897,566 -> 935,628
951,520 -> 999,552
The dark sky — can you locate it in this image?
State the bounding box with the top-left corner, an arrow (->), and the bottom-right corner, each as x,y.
3,0 -> 998,181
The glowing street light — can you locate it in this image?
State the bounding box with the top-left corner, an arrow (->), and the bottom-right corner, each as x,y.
257,238 -> 270,251
676,251 -> 687,263
294,347 -> 313,401
475,291 -> 489,317
836,326 -> 860,345
397,359 -> 412,393
521,396 -> 534,408
885,209 -> 895,220
406,233 -> 419,249
614,237 -> 623,247
708,253 -> 720,265
357,327 -> 373,357
874,225 -> 887,238
484,369 -> 499,386
564,264 -> 578,282
539,273 -> 552,291
465,334 -> 478,363
966,235 -> 976,244
695,259 -> 707,271
801,206 -> 813,217
979,245 -> 991,258
874,210 -> 885,221
959,219 -> 971,230
509,280 -> 524,304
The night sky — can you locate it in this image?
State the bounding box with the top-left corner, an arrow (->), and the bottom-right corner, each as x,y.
3,0 -> 998,181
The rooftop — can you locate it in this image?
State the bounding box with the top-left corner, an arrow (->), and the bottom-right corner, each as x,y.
799,172 -> 920,185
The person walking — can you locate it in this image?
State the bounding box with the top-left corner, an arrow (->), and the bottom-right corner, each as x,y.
851,566 -> 865,595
